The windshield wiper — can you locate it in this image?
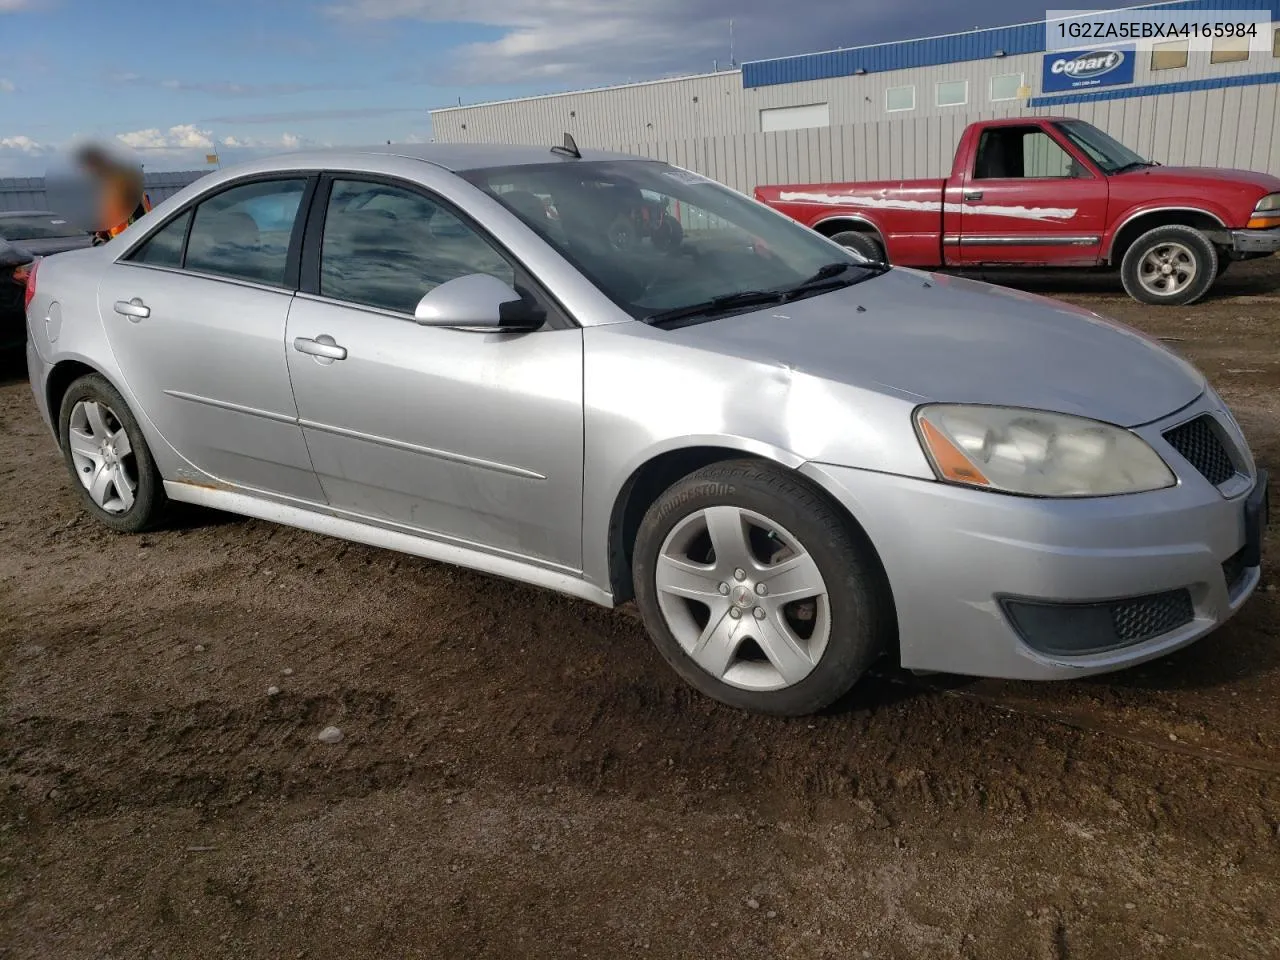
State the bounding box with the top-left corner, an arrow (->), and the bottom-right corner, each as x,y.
781,259 -> 887,301
644,290 -> 786,327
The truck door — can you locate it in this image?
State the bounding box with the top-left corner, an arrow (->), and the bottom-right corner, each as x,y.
955,124 -> 1107,266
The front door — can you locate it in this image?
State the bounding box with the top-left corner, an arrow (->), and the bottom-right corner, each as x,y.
955,124 -> 1108,266
97,176 -> 324,502
284,177 -> 585,570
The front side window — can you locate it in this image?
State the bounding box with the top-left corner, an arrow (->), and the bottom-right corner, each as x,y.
460,160 -> 881,323
1054,120 -> 1149,174
185,179 -> 307,286
319,179 -> 515,314
128,210 -> 191,268
974,128 -> 1082,179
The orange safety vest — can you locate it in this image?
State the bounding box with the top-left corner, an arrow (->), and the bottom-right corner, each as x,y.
105,193 -> 152,239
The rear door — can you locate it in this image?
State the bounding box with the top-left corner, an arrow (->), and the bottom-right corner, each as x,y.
96,175 -> 325,502
955,124 -> 1108,266
284,175 -> 585,569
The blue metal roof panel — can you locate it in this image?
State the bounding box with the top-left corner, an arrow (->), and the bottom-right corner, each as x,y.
743,0 -> 1280,88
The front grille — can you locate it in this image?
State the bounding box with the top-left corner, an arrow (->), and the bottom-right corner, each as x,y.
1111,591 -> 1196,643
1222,546 -> 1252,598
1003,589 -> 1195,656
1163,415 -> 1236,486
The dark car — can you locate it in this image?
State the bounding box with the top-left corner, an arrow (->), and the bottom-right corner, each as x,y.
1,211 -> 93,351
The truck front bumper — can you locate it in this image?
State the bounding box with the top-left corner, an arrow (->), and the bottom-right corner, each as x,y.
1231,227 -> 1280,255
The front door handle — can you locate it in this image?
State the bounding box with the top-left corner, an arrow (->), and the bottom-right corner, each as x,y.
963,190 -> 983,202
293,335 -> 347,361
114,298 -> 150,321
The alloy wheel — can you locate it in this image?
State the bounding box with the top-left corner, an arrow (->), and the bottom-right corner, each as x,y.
67,399 -> 138,514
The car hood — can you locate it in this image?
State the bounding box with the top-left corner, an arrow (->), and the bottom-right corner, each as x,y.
1118,165 -> 1280,194
666,269 -> 1204,428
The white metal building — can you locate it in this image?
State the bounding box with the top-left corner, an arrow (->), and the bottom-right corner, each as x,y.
429,0 -> 1280,191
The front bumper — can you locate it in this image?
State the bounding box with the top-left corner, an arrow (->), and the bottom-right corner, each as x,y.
1231,227 -> 1280,255
801,398 -> 1266,681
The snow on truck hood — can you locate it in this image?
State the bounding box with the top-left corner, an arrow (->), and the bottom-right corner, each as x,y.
668,269 -> 1205,429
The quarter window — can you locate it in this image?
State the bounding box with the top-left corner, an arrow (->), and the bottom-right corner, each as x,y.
127,210 -> 191,268
184,179 -> 307,286
319,179 -> 515,314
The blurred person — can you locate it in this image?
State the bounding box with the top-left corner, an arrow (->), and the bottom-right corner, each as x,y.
74,144 -> 151,245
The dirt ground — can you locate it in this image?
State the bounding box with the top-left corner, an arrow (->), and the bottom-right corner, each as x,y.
3,260 -> 1280,960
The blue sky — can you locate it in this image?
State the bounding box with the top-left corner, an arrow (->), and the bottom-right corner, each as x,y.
0,0 -> 1128,175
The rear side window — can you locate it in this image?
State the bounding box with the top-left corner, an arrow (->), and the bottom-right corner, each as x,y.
319,179 -> 515,314
128,210 -> 191,268
185,179 -> 307,286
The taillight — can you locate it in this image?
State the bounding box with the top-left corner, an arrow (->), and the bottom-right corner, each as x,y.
22,257 -> 40,312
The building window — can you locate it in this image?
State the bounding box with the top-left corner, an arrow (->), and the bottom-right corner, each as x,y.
935,80 -> 968,107
1210,34 -> 1250,64
885,85 -> 915,112
990,73 -> 1023,102
1151,40 -> 1189,70
760,102 -> 831,133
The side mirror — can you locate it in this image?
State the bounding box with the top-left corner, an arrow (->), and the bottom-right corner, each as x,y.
413,273 -> 542,332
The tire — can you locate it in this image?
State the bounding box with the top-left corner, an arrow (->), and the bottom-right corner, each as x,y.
632,459 -> 891,716
1120,225 -> 1217,306
58,373 -> 166,533
829,230 -> 886,264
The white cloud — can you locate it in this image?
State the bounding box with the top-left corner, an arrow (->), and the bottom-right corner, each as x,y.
116,124 -> 214,151
0,0 -> 43,11
0,78 -> 15,94
0,134 -> 46,153
218,132 -> 308,150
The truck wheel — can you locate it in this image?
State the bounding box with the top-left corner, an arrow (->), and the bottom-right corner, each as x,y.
631,459 -> 891,716
1120,225 -> 1217,306
829,231 -> 886,265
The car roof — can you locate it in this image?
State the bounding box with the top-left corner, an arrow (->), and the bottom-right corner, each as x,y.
0,210 -> 60,218
263,142 -> 649,173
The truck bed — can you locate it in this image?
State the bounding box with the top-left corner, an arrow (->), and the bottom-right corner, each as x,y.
754,179 -> 946,265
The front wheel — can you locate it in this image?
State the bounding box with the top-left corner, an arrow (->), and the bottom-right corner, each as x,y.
829,230 -> 886,264
58,373 -> 166,533
1120,225 -> 1217,306
632,460 -> 891,716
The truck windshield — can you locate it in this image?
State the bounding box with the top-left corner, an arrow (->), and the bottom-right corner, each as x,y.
1054,120 -> 1150,174
460,159 -> 882,324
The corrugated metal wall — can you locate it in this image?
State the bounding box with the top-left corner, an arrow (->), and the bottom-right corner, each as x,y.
612,83 -> 1280,193
0,170 -> 209,214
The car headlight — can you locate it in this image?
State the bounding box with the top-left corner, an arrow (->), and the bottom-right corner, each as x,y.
1255,193 -> 1280,212
914,404 -> 1176,497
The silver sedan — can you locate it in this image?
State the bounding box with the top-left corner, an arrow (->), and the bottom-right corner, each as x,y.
23,142 -> 1269,715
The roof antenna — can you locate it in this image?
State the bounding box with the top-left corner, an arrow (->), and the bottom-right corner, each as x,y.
551,132 -> 581,159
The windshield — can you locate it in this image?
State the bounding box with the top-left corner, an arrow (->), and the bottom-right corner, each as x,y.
460,160 -> 881,322
1054,120 -> 1149,174
0,214 -> 87,241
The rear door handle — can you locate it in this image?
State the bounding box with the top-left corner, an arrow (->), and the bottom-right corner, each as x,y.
963,190 -> 983,202
293,335 -> 347,361
114,298 -> 150,321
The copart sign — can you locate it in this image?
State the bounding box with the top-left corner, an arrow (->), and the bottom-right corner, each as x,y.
1041,46 -> 1136,93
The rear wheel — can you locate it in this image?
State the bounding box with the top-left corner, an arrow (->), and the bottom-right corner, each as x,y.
632,460 -> 891,716
1120,225 -> 1217,306
829,230 -> 886,264
58,373 -> 166,533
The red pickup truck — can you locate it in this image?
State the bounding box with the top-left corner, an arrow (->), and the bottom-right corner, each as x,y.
755,116 -> 1280,305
